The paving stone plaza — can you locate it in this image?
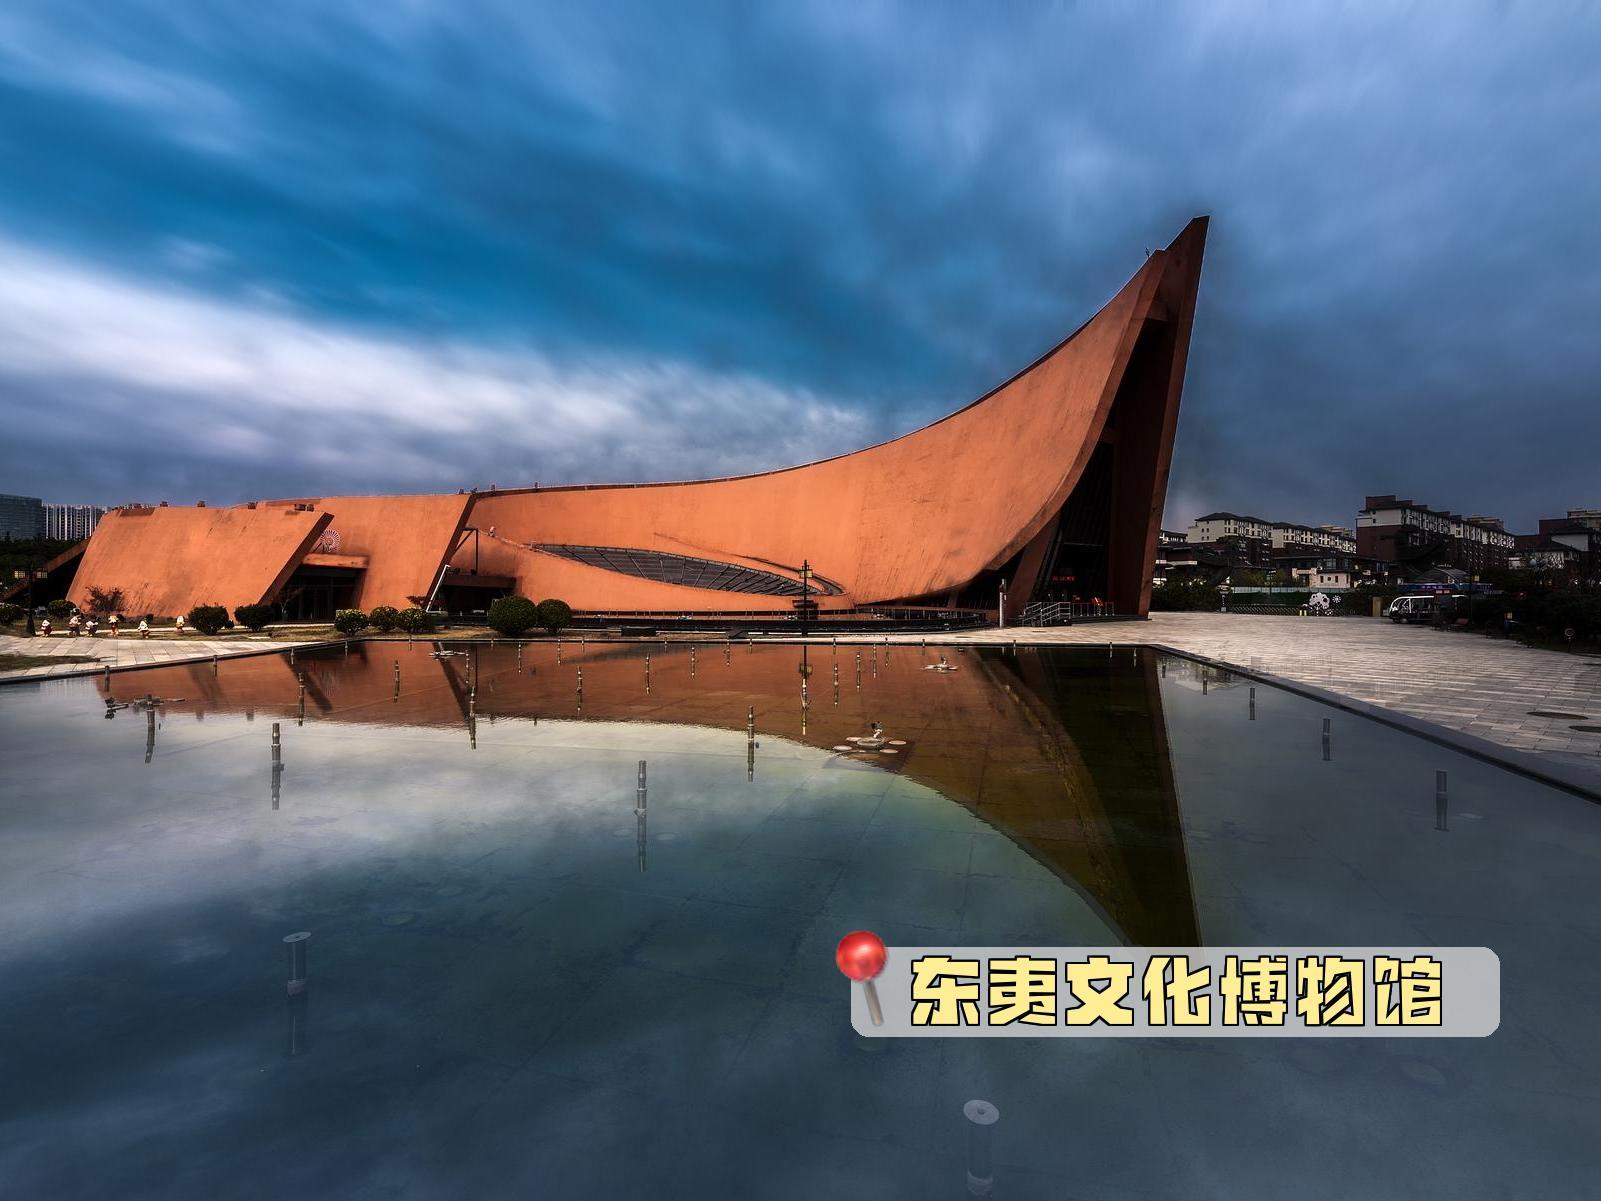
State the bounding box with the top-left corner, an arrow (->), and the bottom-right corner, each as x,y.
819,614 -> 1601,780
0,634 -> 318,679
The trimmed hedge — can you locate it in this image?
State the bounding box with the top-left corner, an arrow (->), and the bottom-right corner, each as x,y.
1227,604 -> 1363,617
395,606 -> 435,634
234,603 -> 277,631
333,608 -> 370,635
0,602 -> 23,625
369,605 -> 401,632
188,604 -> 230,635
46,599 -> 76,619
536,598 -> 573,634
486,595 -> 538,637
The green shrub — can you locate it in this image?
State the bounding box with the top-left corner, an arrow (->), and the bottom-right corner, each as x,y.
1511,588 -> 1601,642
0,602 -> 23,625
1546,592 -> 1601,640
234,603 -> 277,631
188,604 -> 230,635
368,604 -> 401,632
395,606 -> 435,634
486,595 -> 538,637
1150,579 -> 1220,612
333,608 -> 370,635
535,597 -> 573,634
46,598 -> 75,620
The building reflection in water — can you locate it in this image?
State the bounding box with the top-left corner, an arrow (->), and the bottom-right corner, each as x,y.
635,759 -> 648,873
283,931 -> 311,1058
97,639 -> 1200,945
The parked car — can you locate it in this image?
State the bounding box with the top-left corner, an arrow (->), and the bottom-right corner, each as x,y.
1386,595 -> 1439,624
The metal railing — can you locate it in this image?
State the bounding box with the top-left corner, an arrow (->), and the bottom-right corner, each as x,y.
1018,600 -> 1120,625
1019,601 -> 1065,626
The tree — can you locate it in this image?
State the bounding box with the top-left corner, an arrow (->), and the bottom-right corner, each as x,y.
86,586 -> 126,615
536,598 -> 573,634
1150,579 -> 1219,612
486,595 -> 538,637
0,538 -> 75,586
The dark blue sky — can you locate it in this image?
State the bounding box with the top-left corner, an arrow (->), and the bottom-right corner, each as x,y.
1,3 -> 1597,532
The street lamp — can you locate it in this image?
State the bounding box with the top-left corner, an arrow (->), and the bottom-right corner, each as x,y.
13,565 -> 46,637
998,578 -> 1008,630
799,559 -> 812,641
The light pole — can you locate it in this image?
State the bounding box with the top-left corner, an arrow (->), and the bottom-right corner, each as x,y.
997,578 -> 1008,629
800,559 -> 812,641
12,565 -> 45,637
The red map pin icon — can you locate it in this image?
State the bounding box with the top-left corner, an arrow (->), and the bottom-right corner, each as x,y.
836,930 -> 887,1026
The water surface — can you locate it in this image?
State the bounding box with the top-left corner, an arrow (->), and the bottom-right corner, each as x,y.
1,642 -> 1596,1199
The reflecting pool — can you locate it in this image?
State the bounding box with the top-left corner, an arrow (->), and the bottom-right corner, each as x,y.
0,642 -> 1597,1199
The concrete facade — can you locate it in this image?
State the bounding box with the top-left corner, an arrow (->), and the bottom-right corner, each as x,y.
0,494 -> 44,541
43,504 -> 106,541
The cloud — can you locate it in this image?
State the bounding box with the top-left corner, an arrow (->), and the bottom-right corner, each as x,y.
0,237 -> 874,503
0,2 -> 1598,528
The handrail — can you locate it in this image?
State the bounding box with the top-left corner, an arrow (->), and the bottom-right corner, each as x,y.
1019,600 -> 1122,625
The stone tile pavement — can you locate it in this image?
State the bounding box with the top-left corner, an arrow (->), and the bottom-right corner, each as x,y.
0,632 -> 323,682
810,613 -> 1601,775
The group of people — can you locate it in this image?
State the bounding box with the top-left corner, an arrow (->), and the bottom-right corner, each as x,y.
37,612 -> 186,639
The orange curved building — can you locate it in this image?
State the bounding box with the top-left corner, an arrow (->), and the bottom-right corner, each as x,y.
64,218 -> 1206,621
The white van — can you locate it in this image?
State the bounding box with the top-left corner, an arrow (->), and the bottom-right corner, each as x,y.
1386,595 -> 1438,624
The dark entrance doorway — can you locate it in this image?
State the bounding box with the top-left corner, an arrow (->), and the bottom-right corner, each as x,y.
1031,440 -> 1113,606
279,566 -> 362,622
436,574 -> 515,617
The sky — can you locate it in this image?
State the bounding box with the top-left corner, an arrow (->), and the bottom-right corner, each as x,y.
0,2 -> 1597,534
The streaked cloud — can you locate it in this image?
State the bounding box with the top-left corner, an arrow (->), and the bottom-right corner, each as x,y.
0,236 -> 873,501
0,2 -> 1597,528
